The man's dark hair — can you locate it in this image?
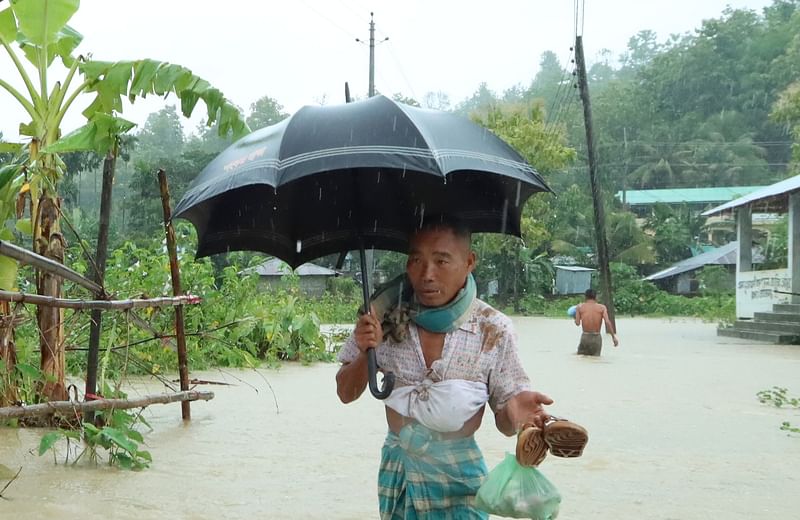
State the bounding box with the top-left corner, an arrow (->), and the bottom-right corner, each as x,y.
584,289 -> 596,300
416,213 -> 472,243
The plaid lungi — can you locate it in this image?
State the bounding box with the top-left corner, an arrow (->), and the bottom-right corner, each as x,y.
378,423 -> 488,519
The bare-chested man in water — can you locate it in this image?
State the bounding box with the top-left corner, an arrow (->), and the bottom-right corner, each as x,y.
574,289 -> 618,356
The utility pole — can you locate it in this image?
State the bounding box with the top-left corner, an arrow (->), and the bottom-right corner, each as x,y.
356,12 -> 388,98
356,12 -> 387,288
574,35 -> 617,336
368,12 -> 376,97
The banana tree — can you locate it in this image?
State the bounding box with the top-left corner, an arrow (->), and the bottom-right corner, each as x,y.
0,0 -> 248,401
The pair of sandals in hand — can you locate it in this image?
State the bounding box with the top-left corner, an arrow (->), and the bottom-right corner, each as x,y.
516,417 -> 589,467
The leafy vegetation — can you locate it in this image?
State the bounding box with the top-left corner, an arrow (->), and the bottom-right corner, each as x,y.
37,386 -> 153,470
757,387 -> 800,435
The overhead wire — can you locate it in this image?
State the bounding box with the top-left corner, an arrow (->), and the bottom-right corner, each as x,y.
384,42 -> 418,101
541,0 -> 581,151
297,0 -> 359,40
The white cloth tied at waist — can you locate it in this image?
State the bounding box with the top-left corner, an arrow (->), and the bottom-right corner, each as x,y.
384,378 -> 489,433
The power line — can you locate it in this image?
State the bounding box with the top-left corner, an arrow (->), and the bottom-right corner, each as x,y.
384,42 -> 418,101
335,0 -> 371,24
297,0 -> 358,40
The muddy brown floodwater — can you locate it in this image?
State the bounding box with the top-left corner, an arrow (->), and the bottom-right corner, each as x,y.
1,317 -> 799,519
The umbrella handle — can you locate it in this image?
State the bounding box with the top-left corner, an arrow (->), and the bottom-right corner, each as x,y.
366,347 -> 395,399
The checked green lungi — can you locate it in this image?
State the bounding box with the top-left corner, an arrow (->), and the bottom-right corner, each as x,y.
378,423 -> 488,520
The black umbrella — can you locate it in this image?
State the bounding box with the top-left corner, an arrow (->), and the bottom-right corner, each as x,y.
174,95 -> 551,399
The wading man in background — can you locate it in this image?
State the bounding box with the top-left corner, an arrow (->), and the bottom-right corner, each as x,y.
574,288 -> 619,356
335,216 -> 583,519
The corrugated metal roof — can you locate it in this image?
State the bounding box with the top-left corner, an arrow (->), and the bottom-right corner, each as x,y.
644,241 -> 764,281
242,258 -> 339,276
644,242 -> 738,281
554,265 -> 595,272
617,186 -> 764,206
701,175 -> 800,216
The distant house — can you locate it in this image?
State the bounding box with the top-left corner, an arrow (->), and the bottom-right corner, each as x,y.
553,265 -> 595,295
644,241 -> 762,295
242,258 -> 339,297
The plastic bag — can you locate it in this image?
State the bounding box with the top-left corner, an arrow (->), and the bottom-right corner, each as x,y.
474,453 -> 561,519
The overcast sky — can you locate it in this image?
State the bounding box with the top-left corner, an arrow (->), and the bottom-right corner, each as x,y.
0,0 -> 777,140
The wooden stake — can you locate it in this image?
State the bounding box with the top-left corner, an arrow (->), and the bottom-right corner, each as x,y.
86,148 -> 118,424
157,169 -> 191,421
0,390 -> 214,420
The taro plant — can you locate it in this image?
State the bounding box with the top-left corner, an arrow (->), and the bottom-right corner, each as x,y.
38,385 -> 153,469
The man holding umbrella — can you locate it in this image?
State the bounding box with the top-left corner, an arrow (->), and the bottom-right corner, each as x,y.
336,215 -> 563,519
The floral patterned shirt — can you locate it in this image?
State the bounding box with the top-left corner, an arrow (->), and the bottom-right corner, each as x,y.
337,298 -> 531,412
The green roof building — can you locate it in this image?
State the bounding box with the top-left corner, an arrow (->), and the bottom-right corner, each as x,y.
616,186 -> 765,207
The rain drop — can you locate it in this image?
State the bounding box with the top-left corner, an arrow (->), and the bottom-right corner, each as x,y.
319,187 -> 323,200
501,199 -> 509,233
296,240 -> 302,253
270,218 -> 275,230
337,216 -> 341,227
374,220 -> 378,232
377,170 -> 381,184
419,203 -> 426,227
402,165 -> 407,178
392,116 -> 397,132
515,181 -> 521,207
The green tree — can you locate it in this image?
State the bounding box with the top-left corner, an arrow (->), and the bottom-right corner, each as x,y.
471,105 -> 575,303
422,91 -> 451,111
246,95 -> 289,131
606,211 -> 655,265
134,105 -> 186,162
390,92 -> 419,107
645,204 -> 693,264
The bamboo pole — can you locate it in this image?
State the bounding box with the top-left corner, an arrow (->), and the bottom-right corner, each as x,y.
0,290 -> 201,310
0,390 -> 214,420
158,169 -> 191,420
0,240 -> 104,296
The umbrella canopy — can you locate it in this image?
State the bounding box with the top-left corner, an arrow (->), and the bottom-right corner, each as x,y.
174,95 -> 551,267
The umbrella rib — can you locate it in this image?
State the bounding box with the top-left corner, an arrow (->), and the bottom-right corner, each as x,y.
391,100 -> 444,176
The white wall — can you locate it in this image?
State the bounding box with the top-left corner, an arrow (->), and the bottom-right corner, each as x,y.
736,268 -> 791,318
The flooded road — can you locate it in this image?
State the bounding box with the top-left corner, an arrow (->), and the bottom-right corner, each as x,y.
1,317 -> 799,519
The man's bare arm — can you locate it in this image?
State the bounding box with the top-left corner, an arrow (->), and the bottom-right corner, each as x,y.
602,306 -> 615,334
336,308 -> 382,403
574,306 -> 581,326
336,353 -> 369,403
602,306 -> 620,346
